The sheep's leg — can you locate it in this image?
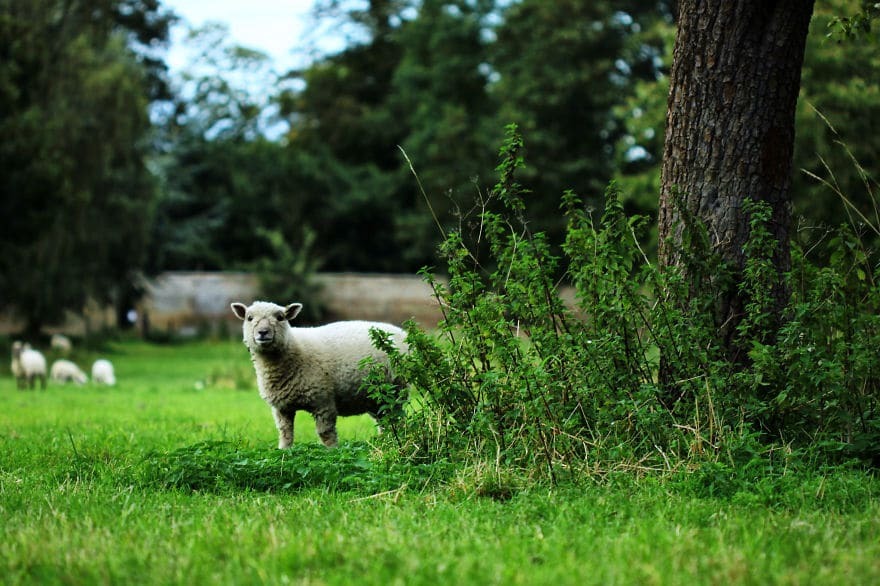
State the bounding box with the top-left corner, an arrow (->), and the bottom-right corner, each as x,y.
272,407 -> 294,449
313,408 -> 338,448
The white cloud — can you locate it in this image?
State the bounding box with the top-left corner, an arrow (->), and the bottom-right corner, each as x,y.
164,0 -> 315,71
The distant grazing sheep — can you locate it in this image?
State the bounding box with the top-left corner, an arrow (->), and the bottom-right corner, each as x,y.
11,341 -> 47,390
231,300 -> 408,448
50,334 -> 73,354
91,359 -> 116,385
50,359 -> 88,385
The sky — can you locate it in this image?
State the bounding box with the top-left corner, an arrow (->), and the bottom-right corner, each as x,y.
162,0 -> 319,72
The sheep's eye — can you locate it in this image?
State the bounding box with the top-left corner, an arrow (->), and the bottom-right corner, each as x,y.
276,313 -> 284,321
246,315 -> 253,321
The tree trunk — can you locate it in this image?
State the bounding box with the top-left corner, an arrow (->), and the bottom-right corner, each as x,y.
659,1 -> 815,364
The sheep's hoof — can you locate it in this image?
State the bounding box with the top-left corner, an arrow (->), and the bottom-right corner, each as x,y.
318,431 -> 338,448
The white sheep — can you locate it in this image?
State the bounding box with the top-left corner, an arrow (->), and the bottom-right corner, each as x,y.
231,300 -> 408,448
50,334 -> 73,354
50,359 -> 88,385
11,341 -> 47,390
91,359 -> 116,385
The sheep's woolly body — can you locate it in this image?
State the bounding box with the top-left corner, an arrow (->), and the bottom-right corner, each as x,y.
51,359 -> 88,385
232,300 -> 407,448
253,322 -> 400,411
92,359 -> 116,385
51,334 -> 72,354
11,341 -> 47,390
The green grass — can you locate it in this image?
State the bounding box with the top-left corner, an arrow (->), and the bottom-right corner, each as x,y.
1,338 -> 879,585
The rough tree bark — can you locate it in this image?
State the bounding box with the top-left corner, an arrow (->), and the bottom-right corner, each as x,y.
658,1 -> 815,364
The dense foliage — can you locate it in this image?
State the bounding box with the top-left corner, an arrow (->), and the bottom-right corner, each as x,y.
148,0 -> 877,279
367,127 -> 880,480
0,0 -> 174,333
154,0 -> 673,275
2,1 -> 876,332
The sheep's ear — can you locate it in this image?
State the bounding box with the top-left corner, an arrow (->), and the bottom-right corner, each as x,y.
231,303 -> 248,320
284,303 -> 303,323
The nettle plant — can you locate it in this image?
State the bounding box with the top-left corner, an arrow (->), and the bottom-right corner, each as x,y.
746,223 -> 880,462
368,126 -> 880,479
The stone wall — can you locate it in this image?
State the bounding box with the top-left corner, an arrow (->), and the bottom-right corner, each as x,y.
136,271 -> 443,336
2,271 -> 578,337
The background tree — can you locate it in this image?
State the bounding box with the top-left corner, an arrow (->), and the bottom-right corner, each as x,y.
0,0 -> 173,335
279,0 -> 410,272
273,1 -> 673,271
658,1 -> 816,364
612,14 -> 675,221
827,0 -> 880,37
147,23 -> 296,272
794,0 -> 880,238
492,0 -> 669,242
387,0 -> 498,267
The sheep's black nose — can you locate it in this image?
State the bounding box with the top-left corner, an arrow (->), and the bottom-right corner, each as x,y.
257,328 -> 270,339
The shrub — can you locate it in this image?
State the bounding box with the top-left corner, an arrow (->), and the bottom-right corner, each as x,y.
367,125 -> 880,481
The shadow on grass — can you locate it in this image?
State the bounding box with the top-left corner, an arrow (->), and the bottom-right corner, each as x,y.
139,440 -> 446,494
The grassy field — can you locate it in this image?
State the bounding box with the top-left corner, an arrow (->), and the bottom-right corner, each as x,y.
1,339 -> 878,585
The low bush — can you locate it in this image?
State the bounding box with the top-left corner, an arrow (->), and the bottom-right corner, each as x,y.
367,125 -> 880,481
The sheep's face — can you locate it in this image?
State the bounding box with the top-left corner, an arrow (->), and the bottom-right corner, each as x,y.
231,301 -> 303,353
